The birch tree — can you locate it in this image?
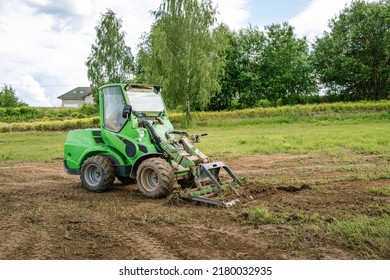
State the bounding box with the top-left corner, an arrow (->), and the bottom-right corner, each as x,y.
137,0 -> 226,122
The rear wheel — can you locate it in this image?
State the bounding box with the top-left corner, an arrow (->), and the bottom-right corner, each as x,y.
136,157 -> 175,198
80,156 -> 115,192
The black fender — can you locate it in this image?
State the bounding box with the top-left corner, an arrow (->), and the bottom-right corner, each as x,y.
130,153 -> 163,178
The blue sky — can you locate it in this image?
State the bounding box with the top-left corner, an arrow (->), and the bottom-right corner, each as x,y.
0,0 -> 379,107
249,0 -> 310,27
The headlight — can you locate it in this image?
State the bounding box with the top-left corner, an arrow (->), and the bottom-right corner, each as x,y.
139,130 -> 145,139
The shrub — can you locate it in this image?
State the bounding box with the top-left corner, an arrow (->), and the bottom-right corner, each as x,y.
0,117 -> 100,132
0,107 -> 44,122
80,104 -> 98,116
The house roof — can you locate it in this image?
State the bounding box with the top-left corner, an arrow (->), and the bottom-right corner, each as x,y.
57,87 -> 92,100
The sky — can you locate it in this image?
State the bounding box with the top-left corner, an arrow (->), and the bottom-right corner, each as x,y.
0,0 -> 379,107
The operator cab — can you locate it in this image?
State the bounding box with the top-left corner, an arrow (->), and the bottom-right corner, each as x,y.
101,84 -> 167,132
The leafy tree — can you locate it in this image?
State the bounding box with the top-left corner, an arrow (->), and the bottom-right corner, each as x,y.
214,23 -> 315,108
234,26 -> 266,107
262,23 -> 316,105
312,0 -> 390,100
85,9 -> 135,104
136,0 -> 226,122
207,24 -> 238,110
208,25 -> 267,110
0,84 -> 21,107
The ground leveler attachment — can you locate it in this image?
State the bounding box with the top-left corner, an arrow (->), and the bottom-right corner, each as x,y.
180,161 -> 243,207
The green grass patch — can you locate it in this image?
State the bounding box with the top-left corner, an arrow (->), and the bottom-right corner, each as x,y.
369,186 -> 390,196
328,214 -> 390,259
282,209 -> 390,259
242,205 -> 276,224
194,121 -> 390,158
0,131 -> 67,162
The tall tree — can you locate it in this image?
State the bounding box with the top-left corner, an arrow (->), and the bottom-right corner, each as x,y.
208,24 -> 239,110
312,0 -> 390,100
137,0 -> 226,122
262,23 -> 316,105
0,84 -> 21,107
234,25 -> 266,107
85,9 -> 134,103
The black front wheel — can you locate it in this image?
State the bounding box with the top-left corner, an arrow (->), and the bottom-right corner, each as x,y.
80,156 -> 115,192
136,158 -> 175,198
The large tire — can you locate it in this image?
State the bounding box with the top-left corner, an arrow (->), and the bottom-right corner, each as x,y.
136,157 -> 175,199
80,156 -> 115,192
117,176 -> 137,185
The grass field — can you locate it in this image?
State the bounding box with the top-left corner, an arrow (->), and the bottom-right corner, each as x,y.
0,131 -> 66,161
1,116 -> 389,162
195,120 -> 390,157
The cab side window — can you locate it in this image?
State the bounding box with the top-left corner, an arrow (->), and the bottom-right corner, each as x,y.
102,87 -> 126,132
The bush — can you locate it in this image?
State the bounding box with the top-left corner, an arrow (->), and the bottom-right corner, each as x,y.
0,107 -> 44,122
169,100 -> 390,125
0,117 -> 100,132
255,99 -> 273,108
80,104 -> 98,116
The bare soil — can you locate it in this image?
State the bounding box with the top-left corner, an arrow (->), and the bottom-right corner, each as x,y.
0,153 -> 389,260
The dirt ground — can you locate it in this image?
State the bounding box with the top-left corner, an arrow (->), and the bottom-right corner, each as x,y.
0,153 -> 389,260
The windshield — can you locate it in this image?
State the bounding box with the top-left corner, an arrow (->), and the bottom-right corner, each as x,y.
126,90 -> 165,116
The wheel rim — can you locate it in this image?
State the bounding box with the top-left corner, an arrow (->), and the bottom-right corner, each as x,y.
84,164 -> 102,187
141,167 -> 159,192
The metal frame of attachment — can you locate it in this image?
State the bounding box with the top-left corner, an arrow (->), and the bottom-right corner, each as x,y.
180,161 -> 243,207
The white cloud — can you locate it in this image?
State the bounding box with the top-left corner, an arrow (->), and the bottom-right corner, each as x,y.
214,0 -> 251,30
18,75 -> 51,106
289,0 -> 379,42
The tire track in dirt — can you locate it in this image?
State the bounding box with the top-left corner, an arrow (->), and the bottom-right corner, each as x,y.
79,200 -> 180,260
0,177 -> 70,260
173,224 -> 278,259
100,224 -> 179,259
0,212 -> 36,259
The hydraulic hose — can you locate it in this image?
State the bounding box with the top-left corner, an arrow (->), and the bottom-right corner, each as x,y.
140,120 -> 176,157
140,120 -> 162,143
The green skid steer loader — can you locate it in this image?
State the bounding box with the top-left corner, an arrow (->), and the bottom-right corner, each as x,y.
64,83 -> 242,207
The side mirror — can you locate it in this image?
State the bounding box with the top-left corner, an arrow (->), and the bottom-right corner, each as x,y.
122,104 -> 132,119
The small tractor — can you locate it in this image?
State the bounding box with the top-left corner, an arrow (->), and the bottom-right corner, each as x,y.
64,83 -> 242,207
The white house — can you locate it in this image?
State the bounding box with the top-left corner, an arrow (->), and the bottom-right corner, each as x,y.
57,87 -> 93,107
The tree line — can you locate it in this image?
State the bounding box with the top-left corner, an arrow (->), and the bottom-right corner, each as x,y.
124,0 -> 387,120
4,0 -> 388,123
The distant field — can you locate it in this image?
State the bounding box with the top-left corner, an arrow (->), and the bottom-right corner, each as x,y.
0,116 -> 389,162
194,120 -> 390,158
1,100 -> 389,132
